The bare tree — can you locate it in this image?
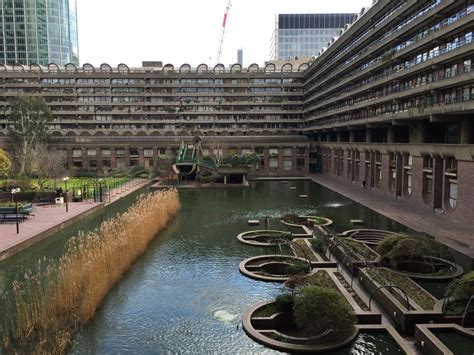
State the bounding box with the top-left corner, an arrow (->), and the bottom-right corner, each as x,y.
29,144 -> 67,189
8,95 -> 52,174
205,136 -> 225,168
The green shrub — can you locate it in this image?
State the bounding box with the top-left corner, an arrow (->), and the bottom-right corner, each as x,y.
446,271 -> 474,301
286,261 -> 310,275
281,213 -> 300,224
310,238 -> 325,254
377,234 -> 449,266
275,293 -> 294,312
293,286 -> 355,337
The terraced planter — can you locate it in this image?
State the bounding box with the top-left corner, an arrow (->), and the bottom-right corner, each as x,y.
239,255 -> 310,282
415,324 -> 474,355
321,233 -> 381,276
388,256 -> 463,281
282,269 -> 381,324
243,301 -> 408,353
357,267 -> 463,334
342,229 -> 397,247
290,238 -> 336,268
237,230 -> 293,247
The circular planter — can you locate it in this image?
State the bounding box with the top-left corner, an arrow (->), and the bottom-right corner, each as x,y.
281,216 -> 333,228
239,255 -> 310,282
389,256 -> 463,280
243,301 -> 358,353
237,230 -> 293,247
342,229 -> 397,246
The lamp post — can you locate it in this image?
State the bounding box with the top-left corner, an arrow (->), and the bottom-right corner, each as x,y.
11,188 -> 20,234
63,176 -> 69,212
98,178 -> 103,202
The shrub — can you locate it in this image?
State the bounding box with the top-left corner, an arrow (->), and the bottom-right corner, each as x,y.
286,261 -> 310,275
281,213 -> 300,224
275,293 -> 294,312
446,271 -> 474,301
310,238 -> 325,254
377,234 -> 450,267
293,286 -> 355,337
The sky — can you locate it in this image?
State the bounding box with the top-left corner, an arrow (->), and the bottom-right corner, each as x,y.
76,0 -> 373,68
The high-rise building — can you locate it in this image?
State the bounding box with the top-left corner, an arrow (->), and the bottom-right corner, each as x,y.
270,13 -> 356,61
237,49 -> 243,66
0,0 -> 79,65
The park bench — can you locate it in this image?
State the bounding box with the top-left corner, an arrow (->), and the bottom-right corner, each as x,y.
0,203 -> 34,223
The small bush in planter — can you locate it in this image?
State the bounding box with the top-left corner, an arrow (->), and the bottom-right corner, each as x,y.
281,213 -> 300,224
446,271 -> 474,302
286,262 -> 310,275
293,286 -> 355,337
310,238 -> 325,254
275,293 -> 294,312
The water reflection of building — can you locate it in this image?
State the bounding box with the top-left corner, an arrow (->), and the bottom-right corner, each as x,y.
1,0 -> 474,224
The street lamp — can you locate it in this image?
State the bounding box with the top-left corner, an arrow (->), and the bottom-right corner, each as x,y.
98,178 -> 103,202
63,176 -> 69,212
11,188 -> 20,234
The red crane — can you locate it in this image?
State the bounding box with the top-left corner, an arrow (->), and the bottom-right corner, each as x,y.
216,0 -> 232,64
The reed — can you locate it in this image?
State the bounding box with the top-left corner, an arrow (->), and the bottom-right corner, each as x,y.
1,188 -> 180,354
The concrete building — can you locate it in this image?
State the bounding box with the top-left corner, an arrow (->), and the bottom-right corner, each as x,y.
270,13 -> 356,61
0,0 -> 79,66
0,0 -> 474,224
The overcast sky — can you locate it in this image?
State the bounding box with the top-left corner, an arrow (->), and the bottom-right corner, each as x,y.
76,0 -> 373,68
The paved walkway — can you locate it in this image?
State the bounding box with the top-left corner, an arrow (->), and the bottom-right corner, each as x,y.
308,174 -> 474,259
0,179 -> 150,261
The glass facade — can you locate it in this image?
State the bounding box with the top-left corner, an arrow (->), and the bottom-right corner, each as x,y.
0,0 -> 79,65
271,14 -> 356,61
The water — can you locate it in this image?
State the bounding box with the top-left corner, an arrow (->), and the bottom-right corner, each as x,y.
434,330 -> 474,355
1,181 -> 415,352
327,332 -> 403,354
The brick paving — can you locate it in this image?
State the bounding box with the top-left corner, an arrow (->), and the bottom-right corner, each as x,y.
0,179 -> 149,261
308,174 -> 474,259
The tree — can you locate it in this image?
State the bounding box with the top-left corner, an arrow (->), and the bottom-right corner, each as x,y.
293,286 -> 355,337
0,148 -> 12,178
7,95 -> 52,174
29,144 -> 66,189
205,137 -> 225,167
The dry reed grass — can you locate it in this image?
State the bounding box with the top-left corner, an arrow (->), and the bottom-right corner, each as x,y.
1,188 -> 180,354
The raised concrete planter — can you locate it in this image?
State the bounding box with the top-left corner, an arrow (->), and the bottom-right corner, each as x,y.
237,230 -> 292,247
239,255 -> 310,282
415,324 -> 474,355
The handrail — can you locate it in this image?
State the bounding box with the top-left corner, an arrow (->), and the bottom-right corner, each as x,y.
369,285 -> 411,311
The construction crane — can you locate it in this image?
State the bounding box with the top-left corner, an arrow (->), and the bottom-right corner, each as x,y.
215,0 -> 232,64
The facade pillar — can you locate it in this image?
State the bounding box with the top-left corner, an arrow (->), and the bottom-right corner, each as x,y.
366,128 -> 372,143
110,148 -> 116,169
138,146 -> 145,166
409,121 -> 426,143
460,119 -> 472,144
387,126 -> 395,143
336,131 -> 342,142
349,130 -> 355,143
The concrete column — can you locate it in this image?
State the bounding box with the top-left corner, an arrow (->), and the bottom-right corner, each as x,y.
336,131 -> 342,143
349,130 -> 355,143
124,148 -> 130,169
224,175 -> 227,185
82,148 -> 88,169
409,121 -> 426,143
110,148 -> 116,169
366,128 -> 372,143
326,133 -> 331,142
387,126 -> 395,143
460,119 -> 472,144
138,146 -> 145,166
66,148 -> 73,170
96,148 -> 103,170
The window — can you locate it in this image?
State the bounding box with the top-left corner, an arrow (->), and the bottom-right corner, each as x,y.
283,148 -> 292,157
269,148 -> 279,156
87,149 -> 96,157
102,149 -> 111,157
283,160 -> 292,171
269,158 -> 278,171
144,149 -> 153,158
72,149 -> 82,157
